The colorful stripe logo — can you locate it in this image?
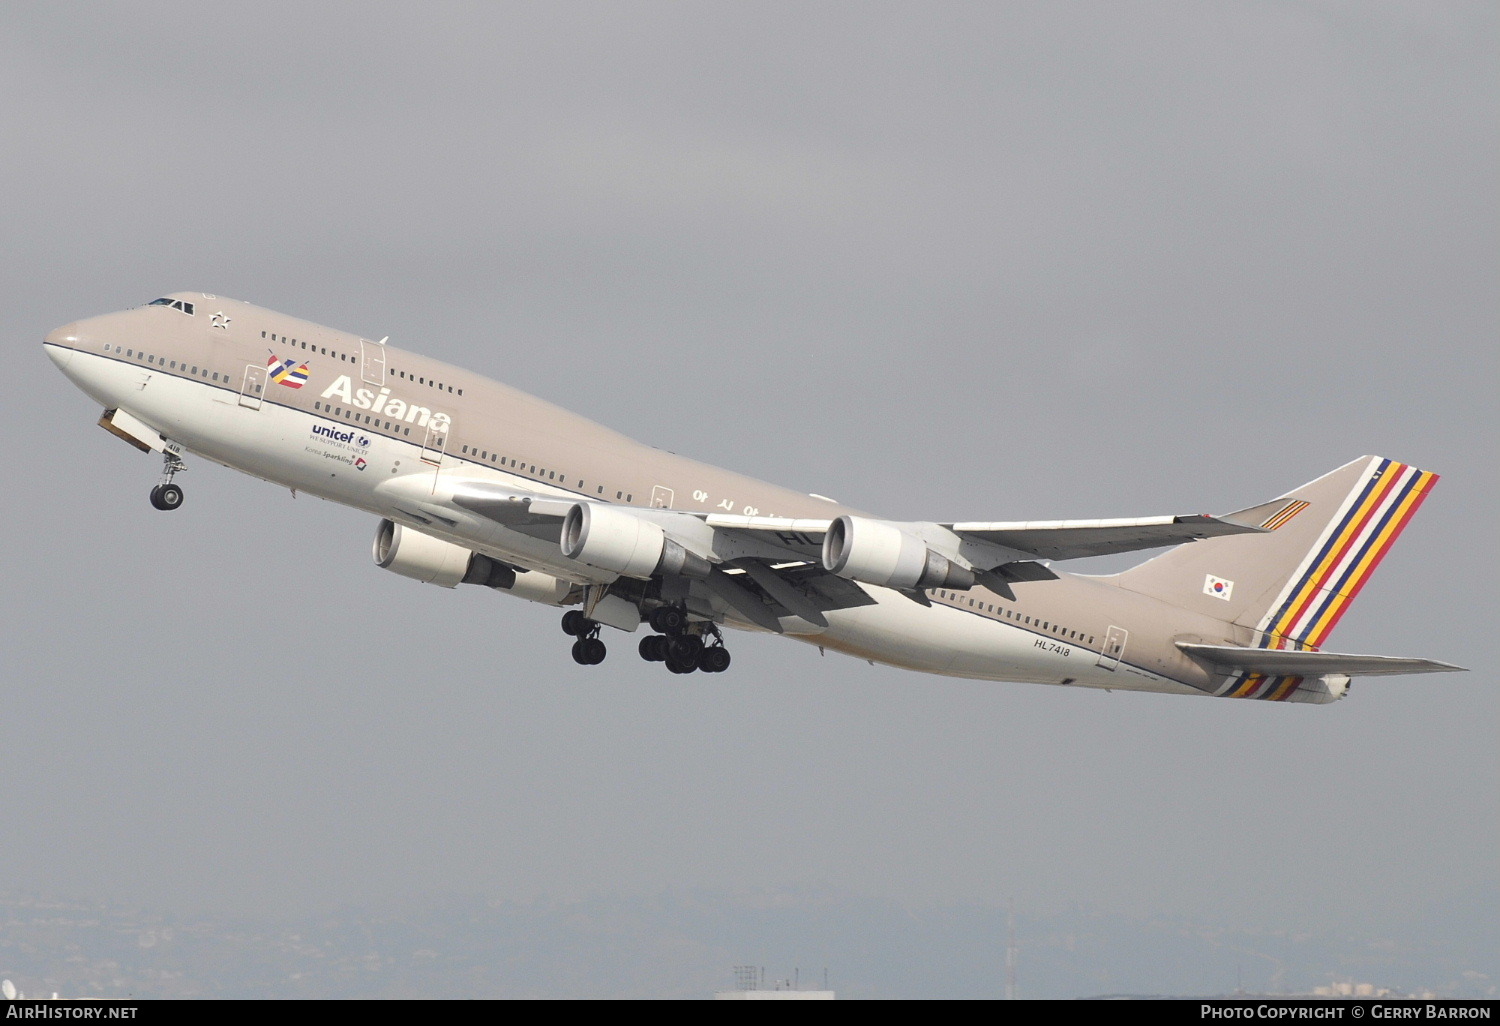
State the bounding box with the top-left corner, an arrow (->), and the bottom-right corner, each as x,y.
1260,499 -> 1309,531
1224,458 -> 1438,701
268,353 -> 310,388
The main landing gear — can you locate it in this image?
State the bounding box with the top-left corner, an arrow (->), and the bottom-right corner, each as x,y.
561,609 -> 606,665
559,605 -> 734,674
148,449 -> 188,511
637,606 -> 731,675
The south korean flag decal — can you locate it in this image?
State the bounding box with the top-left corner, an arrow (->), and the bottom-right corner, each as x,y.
1204,575 -> 1234,601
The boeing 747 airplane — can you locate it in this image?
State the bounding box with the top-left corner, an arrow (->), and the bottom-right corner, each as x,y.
44,293 -> 1463,702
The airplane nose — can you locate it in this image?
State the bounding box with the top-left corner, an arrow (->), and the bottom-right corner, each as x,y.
44,322 -> 81,371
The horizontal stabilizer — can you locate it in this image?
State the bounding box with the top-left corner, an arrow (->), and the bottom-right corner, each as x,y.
1177,642 -> 1465,677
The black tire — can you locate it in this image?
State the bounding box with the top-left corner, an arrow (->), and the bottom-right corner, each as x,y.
651,606 -> 686,635
148,485 -> 165,510
584,638 -> 607,665
699,647 -> 731,674
157,483 -> 184,510
638,635 -> 666,662
667,657 -> 696,674
561,610 -> 589,636
667,635 -> 703,665
571,640 -> 589,664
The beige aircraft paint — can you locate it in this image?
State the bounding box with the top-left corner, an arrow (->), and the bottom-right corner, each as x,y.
44,293 -> 1463,702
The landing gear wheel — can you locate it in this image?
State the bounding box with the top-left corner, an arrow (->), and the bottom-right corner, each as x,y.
667,635 -> 703,665
150,483 -> 184,511
561,610 -> 591,636
572,637 -> 606,665
650,606 -> 687,635
638,635 -> 668,662
698,647 -> 731,674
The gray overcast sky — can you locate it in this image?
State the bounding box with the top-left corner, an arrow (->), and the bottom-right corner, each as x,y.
2,0 -> 1495,948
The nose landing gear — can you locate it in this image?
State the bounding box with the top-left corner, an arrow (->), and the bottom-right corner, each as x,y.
149,449 -> 188,510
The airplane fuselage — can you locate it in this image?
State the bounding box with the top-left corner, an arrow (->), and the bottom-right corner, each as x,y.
44,293 -> 1384,702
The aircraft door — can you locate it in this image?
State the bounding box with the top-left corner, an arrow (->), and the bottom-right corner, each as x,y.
650,486 -> 674,509
360,338 -> 386,386
238,363 -> 266,410
1097,626 -> 1127,671
419,419 -> 449,466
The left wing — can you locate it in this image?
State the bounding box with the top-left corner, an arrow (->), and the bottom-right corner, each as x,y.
942,497 -> 1296,560
708,497 -> 1298,563
424,482 -> 1303,620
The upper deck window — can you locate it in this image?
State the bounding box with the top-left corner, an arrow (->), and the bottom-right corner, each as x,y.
148,297 -> 195,315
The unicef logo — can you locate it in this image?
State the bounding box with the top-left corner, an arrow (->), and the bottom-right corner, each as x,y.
358,436 -> 371,447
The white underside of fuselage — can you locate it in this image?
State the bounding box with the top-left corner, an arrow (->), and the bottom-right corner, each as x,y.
51,345 -> 1199,698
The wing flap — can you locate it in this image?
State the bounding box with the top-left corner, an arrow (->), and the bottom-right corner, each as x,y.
1176,642 -> 1465,677
730,560 -> 830,627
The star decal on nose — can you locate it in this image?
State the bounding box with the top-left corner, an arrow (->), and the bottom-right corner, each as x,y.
211,311 -> 231,329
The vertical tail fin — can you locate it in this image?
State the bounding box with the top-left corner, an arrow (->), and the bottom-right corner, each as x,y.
1114,456 -> 1439,650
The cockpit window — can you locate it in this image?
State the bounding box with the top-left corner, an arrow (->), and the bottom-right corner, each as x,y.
147,298 -> 195,315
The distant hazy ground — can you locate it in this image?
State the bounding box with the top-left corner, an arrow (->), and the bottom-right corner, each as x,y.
1,888 -> 1493,999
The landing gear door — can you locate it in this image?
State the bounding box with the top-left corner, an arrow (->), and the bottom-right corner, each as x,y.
1097,625 -> 1127,671
360,337 -> 386,387
420,419 -> 449,467
238,363 -> 266,410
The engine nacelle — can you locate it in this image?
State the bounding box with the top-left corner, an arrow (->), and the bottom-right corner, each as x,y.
560,503 -> 710,580
503,570 -> 582,607
374,519 -> 477,587
822,515 -> 975,591
372,520 -> 580,606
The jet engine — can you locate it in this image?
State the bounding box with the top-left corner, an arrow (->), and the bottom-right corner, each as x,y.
821,515 -> 975,591
560,503 -> 711,580
372,519 -> 578,605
